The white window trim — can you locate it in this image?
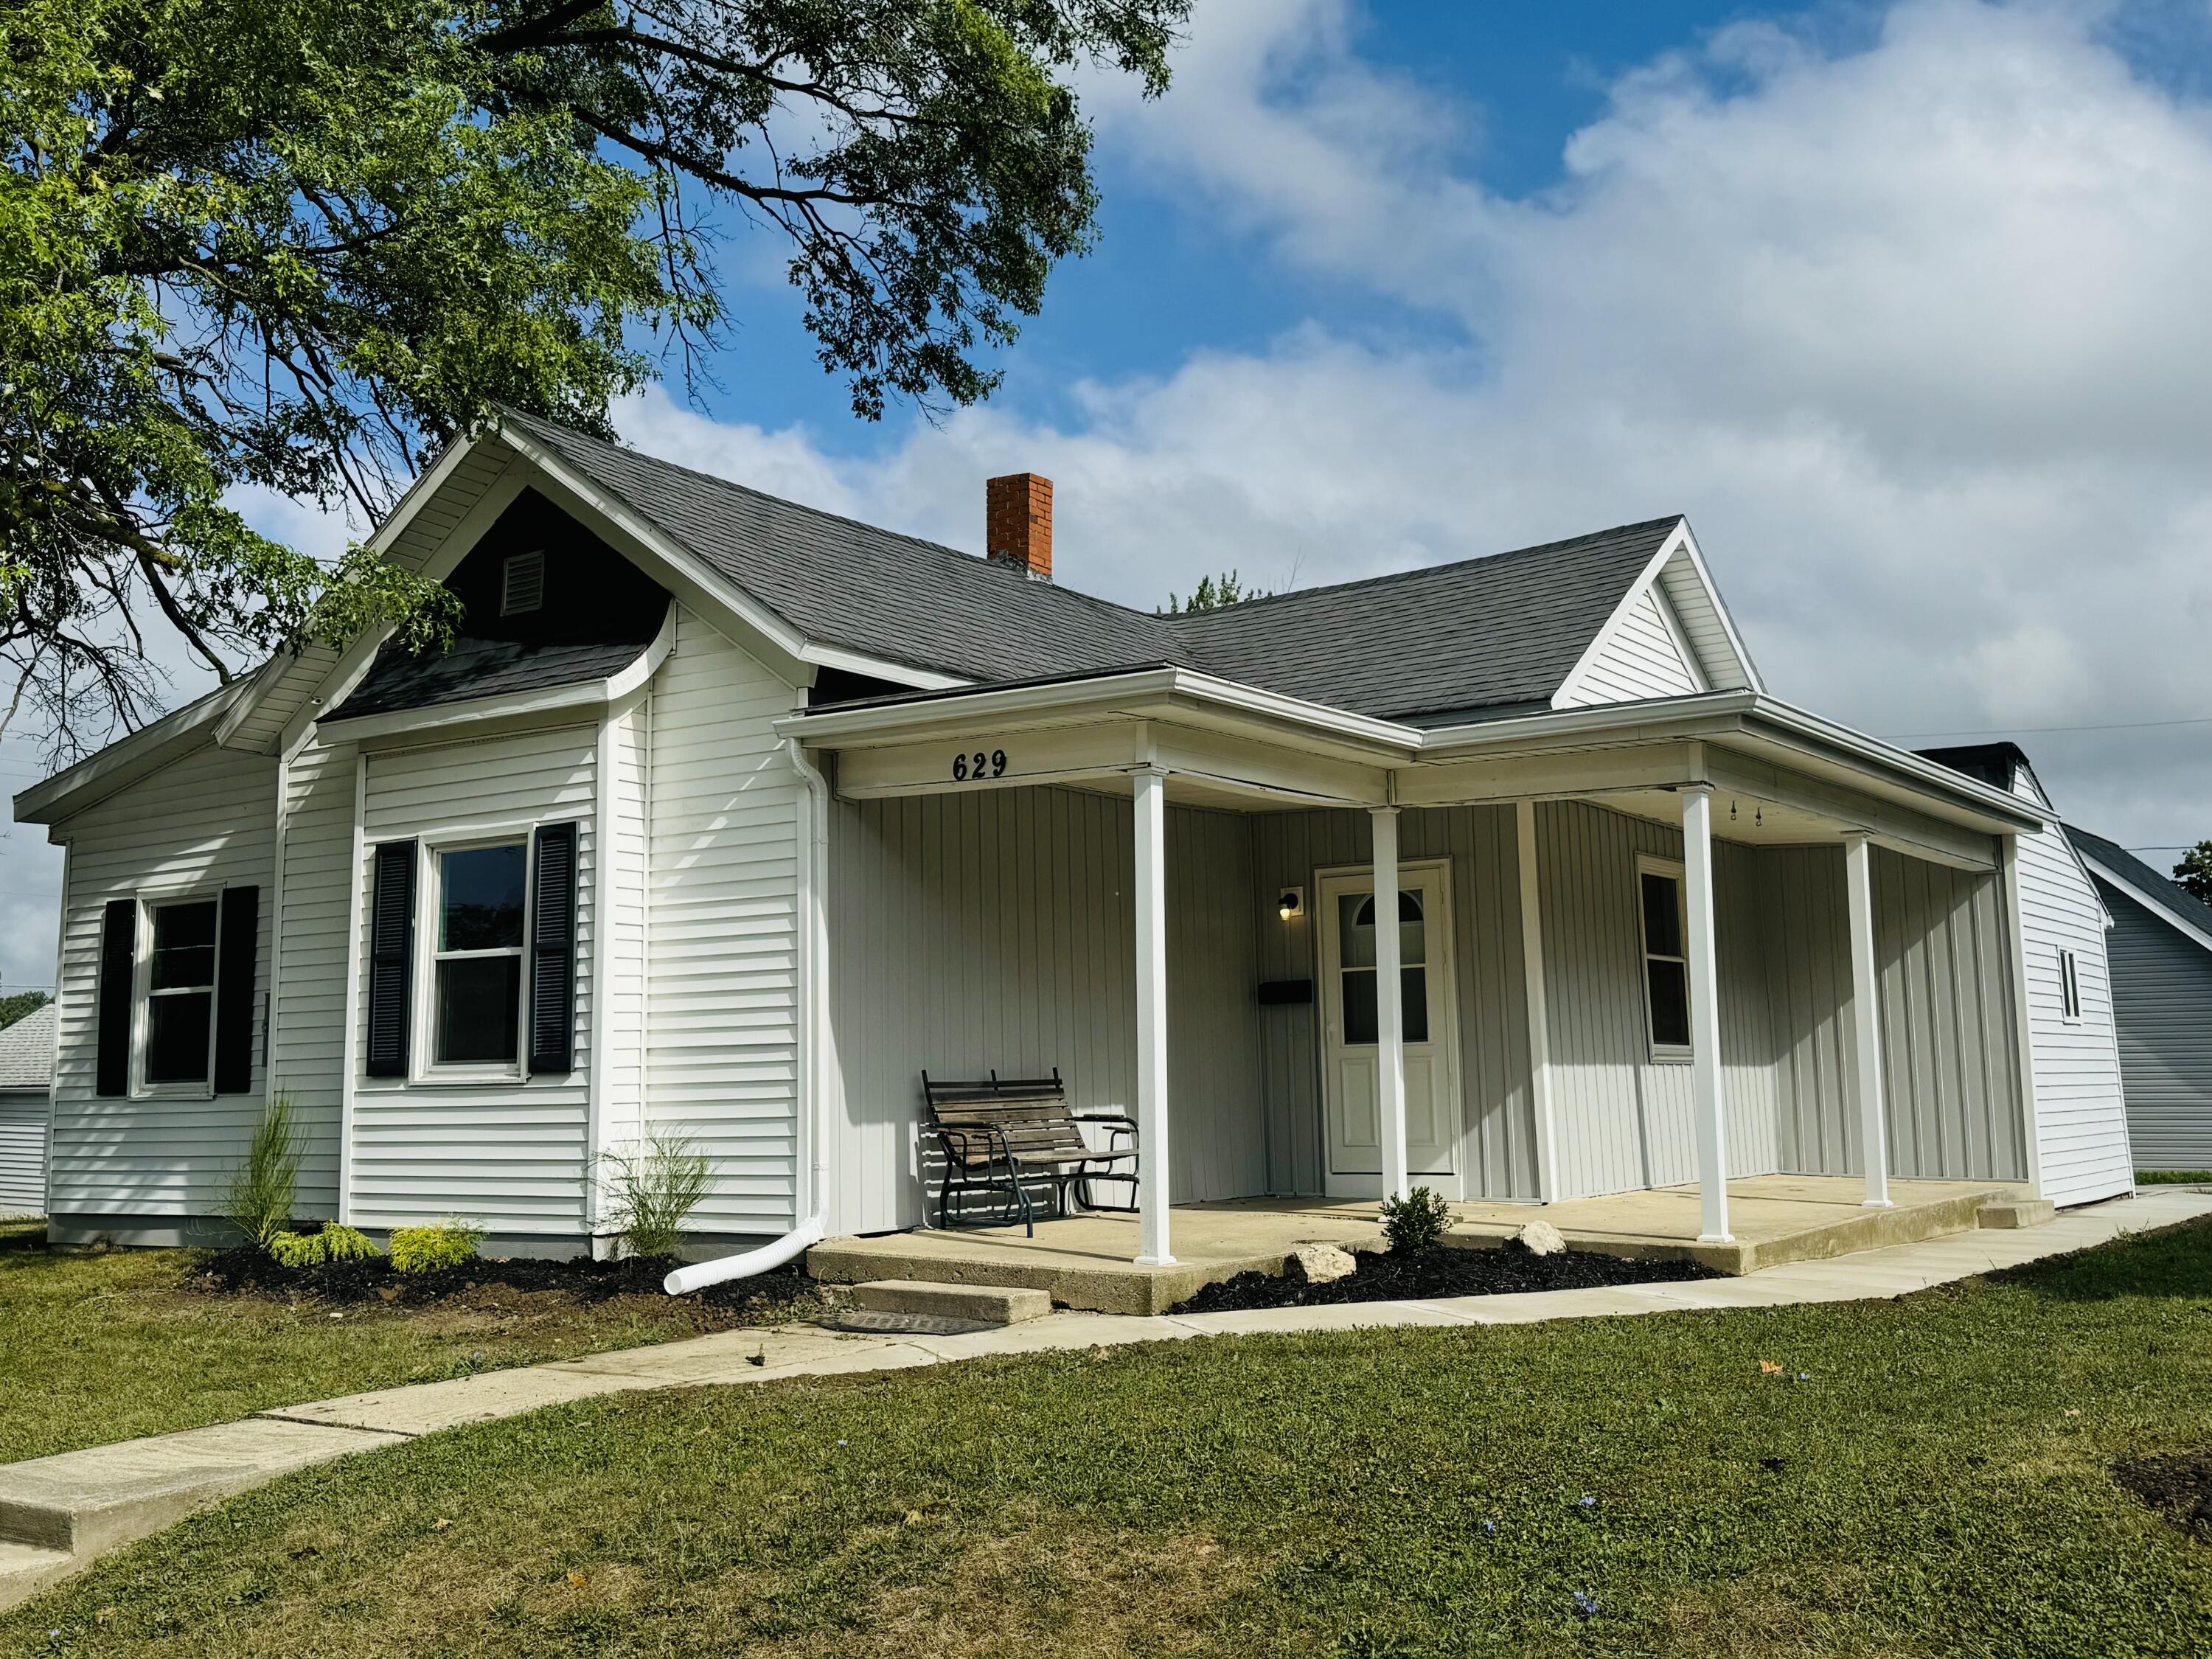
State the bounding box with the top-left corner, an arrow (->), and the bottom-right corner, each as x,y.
1635,854 -> 1694,1064
2058,947 -> 2083,1024
131,891 -> 223,1099
412,833 -> 534,1084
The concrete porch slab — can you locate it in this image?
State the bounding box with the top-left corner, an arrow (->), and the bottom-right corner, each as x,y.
807,1176 -> 2028,1314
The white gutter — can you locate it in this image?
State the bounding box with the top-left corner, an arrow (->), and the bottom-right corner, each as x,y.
665,734 -> 832,1293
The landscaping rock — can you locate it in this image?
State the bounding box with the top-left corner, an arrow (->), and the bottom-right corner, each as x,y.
1515,1220 -> 1568,1257
1290,1244 -> 1358,1284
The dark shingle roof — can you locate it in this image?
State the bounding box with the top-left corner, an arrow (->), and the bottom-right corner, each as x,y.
1915,742 -> 2030,793
2065,824 -> 2212,945
334,637 -> 654,720
1161,518 -> 1682,722
501,409 -> 1684,723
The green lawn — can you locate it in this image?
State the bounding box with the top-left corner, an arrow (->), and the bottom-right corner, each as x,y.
10,1222 -> 2212,1657
0,1220 -> 811,1465
2140,1171 -> 2212,1185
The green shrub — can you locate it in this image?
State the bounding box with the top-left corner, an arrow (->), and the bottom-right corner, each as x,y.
1380,1186 -> 1454,1257
599,1131 -> 711,1258
389,1222 -> 485,1275
319,1222 -> 380,1262
222,1096 -> 304,1251
267,1229 -> 327,1268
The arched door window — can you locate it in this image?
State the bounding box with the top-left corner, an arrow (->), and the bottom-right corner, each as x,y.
1337,889 -> 1430,1046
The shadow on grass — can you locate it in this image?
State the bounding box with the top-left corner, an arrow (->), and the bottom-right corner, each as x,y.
1983,1213 -> 2212,1303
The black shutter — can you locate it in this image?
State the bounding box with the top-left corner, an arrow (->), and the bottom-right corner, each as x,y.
213,886 -> 260,1094
366,841 -> 417,1079
96,900 -> 136,1097
529,821 -> 578,1075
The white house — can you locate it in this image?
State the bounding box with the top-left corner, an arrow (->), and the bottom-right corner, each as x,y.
0,1003 -> 55,1217
13,411 -> 2138,1265
2065,823 -> 2212,1173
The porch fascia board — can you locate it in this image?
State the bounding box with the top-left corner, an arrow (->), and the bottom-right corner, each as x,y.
1394,741 -> 1707,809
1700,751 -> 2001,872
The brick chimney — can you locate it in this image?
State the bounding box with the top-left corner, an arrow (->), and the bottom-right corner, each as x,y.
986,472 -> 1052,580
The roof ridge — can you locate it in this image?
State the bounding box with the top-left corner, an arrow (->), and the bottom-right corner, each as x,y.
1162,515 -> 1686,627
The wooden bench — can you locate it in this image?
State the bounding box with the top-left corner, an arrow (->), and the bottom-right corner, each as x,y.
921,1069 -> 1138,1236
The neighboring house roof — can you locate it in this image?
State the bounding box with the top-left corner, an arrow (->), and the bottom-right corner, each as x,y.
2067,824 -> 2212,953
0,1004 -> 56,1091
501,409 -> 1687,724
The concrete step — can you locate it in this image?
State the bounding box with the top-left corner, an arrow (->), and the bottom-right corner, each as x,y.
846,1279 -> 1053,1326
1977,1198 -> 2056,1230
0,1540 -> 75,1614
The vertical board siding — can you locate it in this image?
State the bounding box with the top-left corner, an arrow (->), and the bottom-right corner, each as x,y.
1867,849 -> 2028,1183
1532,801 -> 1774,1199
1248,804 -> 1538,1200
826,786 -> 1264,1235
1756,846 -> 1857,1174
1559,586 -> 1703,706
2008,792 -> 2132,1202
49,743 -> 277,1218
351,724 -> 596,1234
646,609 -> 804,1236
2098,883 -> 2212,1169
0,1091 -> 46,1213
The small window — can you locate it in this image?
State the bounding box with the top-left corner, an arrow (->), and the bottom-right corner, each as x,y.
145,898 -> 219,1084
433,843 -> 527,1065
1338,889 -> 1430,1046
2059,948 -> 2082,1022
1638,862 -> 1691,1057
501,549 -> 546,616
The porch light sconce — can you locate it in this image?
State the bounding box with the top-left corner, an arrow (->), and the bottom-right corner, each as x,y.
1277,886 -> 1305,921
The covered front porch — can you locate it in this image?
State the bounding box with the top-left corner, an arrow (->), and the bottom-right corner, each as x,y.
807,1176 -> 2034,1315
790,672 -> 2048,1273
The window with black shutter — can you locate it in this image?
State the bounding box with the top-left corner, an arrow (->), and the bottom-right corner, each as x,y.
96,900 -> 136,1097
214,886 -> 260,1093
528,822 -> 577,1075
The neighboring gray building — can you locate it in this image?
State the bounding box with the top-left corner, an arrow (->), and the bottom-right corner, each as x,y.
0,1002 -> 55,1216
2065,827 -> 2212,1172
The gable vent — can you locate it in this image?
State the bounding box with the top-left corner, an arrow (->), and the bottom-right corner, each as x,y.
501,549 -> 546,616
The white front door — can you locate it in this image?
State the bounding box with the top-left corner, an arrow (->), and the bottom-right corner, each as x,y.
1318,860 -> 1461,1197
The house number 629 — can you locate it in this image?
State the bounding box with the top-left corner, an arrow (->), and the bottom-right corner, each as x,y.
952,748 -> 1008,782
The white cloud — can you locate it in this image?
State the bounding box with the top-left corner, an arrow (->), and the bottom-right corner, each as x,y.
626,0 -> 2212,858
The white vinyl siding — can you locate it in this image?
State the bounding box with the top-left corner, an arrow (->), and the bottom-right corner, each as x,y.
646,608 -> 804,1237
1559,584 -> 1705,706
828,787 -> 1265,1235
596,694 -> 653,1170
48,742 -> 276,1219
1653,548 -> 1756,692
273,737 -> 358,1214
350,724 -> 596,1234
2011,778 -> 2133,1203
2098,881 -> 2212,1170
0,1091 -> 45,1214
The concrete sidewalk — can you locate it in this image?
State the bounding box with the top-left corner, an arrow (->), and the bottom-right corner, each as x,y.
4,1186 -> 2208,1612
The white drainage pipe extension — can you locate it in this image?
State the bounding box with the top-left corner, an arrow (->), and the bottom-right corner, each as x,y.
664,737 -> 832,1296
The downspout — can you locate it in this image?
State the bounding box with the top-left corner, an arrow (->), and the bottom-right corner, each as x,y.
665,736 -> 831,1293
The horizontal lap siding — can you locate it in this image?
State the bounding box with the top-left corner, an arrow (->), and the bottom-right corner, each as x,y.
352,725 -> 596,1234
1535,801 -> 1775,1200
599,698 -> 650,1163
827,787 -> 1264,1235
1559,586 -> 1701,705
2008,791 -> 2131,1202
275,738 -> 355,1213
648,610 -> 802,1237
1248,804 -> 1537,1200
2099,885 -> 2212,1169
51,744 -> 277,1217
1870,849 -> 2028,1183
0,1091 -> 45,1213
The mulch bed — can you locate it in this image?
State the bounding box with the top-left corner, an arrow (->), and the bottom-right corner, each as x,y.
1169,1242 -> 1719,1315
2114,1450 -> 2212,1543
187,1246 -> 819,1324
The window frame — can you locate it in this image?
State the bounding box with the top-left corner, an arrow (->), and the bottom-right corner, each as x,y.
2058,947 -> 2082,1023
131,891 -> 224,1099
1635,854 -> 1694,1063
414,834 -> 534,1083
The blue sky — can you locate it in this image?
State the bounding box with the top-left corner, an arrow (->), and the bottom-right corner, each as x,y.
6,0 -> 2212,992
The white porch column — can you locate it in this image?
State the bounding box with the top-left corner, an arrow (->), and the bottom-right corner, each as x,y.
1133,765 -> 1175,1265
1842,833 -> 1893,1208
1371,805 -> 1409,1202
1680,784 -> 1731,1242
